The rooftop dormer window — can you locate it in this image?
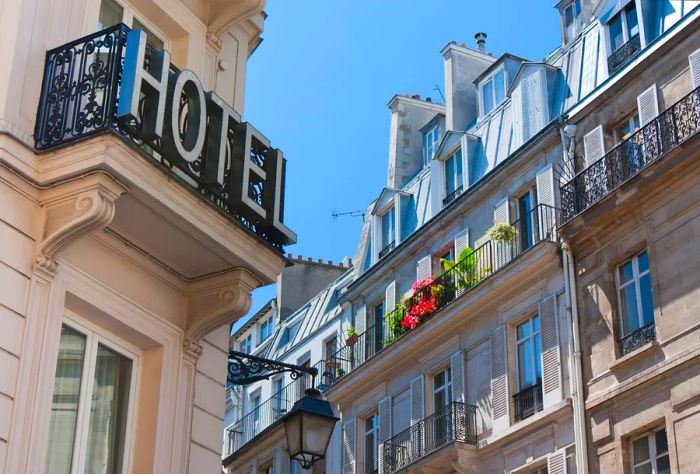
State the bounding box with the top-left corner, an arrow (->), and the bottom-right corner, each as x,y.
423,123 -> 441,165
609,2 -> 639,53
259,317 -> 273,344
563,0 -> 581,43
480,67 -> 506,116
444,149 -> 464,205
99,0 -> 165,50
381,207 -> 396,256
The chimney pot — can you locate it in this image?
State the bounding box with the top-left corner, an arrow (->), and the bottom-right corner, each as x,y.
307,257 -> 312,263
475,32 -> 487,54
426,97 -> 432,102
339,262 -> 344,268
317,258 -> 323,263
297,255 -> 302,261
411,94 -> 420,100
287,253 -> 293,259
328,260 -> 333,266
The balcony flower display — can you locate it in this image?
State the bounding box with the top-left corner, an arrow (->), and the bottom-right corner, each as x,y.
488,222 -> 517,243
401,276 -> 445,330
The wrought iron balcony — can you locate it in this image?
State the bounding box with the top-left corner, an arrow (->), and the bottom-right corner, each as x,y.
512,381 -> 543,422
620,322 -> 656,356
607,34 -> 641,75
223,375 -> 309,456
319,204 -> 558,391
382,402 -> 477,473
443,185 -> 463,206
378,241 -> 395,259
34,24 -> 293,250
561,86 -> 700,223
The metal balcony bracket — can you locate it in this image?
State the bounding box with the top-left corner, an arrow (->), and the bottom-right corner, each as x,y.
228,351 -> 318,385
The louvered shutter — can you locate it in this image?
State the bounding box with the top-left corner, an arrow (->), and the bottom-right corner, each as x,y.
385,281 -> 396,315
547,448 -> 568,474
539,294 -> 563,408
536,165 -> 556,241
493,198 -> 511,269
450,350 -> 465,403
490,325 -> 510,434
409,375 -> 425,456
354,306 -> 367,368
342,419 -> 356,474
378,397 -> 392,474
454,228 -> 470,297
637,84 -> 659,127
583,125 -> 605,167
416,256 -> 432,281
689,49 -> 700,89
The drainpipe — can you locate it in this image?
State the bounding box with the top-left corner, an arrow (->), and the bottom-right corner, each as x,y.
562,242 -> 590,474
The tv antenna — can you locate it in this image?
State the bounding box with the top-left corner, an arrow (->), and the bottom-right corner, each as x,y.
433,85 -> 446,103
332,209 -> 365,220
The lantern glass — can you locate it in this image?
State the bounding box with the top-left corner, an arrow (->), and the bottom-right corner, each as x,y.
283,390 -> 339,468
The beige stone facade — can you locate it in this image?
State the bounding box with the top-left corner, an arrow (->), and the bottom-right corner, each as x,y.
0,0 -> 295,473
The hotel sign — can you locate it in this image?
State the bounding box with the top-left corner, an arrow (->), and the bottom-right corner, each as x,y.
117,29 -> 295,246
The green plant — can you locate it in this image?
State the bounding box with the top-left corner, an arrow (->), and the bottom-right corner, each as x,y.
346,326 -> 358,338
488,222 -> 517,243
441,246 -> 484,291
385,305 -> 408,344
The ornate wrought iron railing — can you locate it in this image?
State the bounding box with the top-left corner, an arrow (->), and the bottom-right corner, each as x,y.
443,185 -> 464,206
607,33 -> 641,75
620,322 -> 656,356
513,381 -> 543,422
319,204 -> 558,390
223,375 -> 310,456
379,241 -> 396,259
382,402 -> 477,473
34,24 -> 290,250
560,85 -> 700,223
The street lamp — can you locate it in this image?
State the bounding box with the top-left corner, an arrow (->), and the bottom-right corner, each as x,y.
228,351 -> 340,469
284,388 -> 340,469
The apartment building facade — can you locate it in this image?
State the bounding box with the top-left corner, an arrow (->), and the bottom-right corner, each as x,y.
0,0 -> 296,473
220,1 -> 700,473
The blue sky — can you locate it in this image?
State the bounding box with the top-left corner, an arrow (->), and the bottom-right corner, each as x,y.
234,0 -> 562,331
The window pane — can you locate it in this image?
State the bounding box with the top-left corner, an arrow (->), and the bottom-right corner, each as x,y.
655,429 -> 668,454
633,437 -> 651,463
455,150 -> 463,188
97,0 -> 123,30
132,18 -> 164,51
610,14 -> 625,51
620,284 -> 640,334
626,5 -> 639,38
533,315 -> 540,333
445,157 -> 456,194
633,464 -> 652,474
382,208 -> 395,247
638,251 -> 649,272
45,326 -> 87,474
656,454 -> 670,474
518,341 -> 534,388
494,70 -> 505,104
84,344 -> 133,474
639,273 -> 654,326
483,81 -> 494,114
517,321 -> 530,340
534,332 -> 542,381
619,260 -> 635,283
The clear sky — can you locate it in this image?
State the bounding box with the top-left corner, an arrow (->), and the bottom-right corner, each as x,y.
233,0 -> 562,331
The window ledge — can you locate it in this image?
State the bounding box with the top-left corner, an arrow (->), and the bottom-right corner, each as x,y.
609,340 -> 659,372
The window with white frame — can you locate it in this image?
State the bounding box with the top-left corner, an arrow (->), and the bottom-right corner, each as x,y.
364,413 -> 380,474
423,123 -> 441,165
239,334 -> 253,354
44,321 -> 137,474
631,428 -> 670,474
433,367 -> 453,411
617,250 -> 654,338
444,150 -> 464,202
251,391 -> 262,433
608,1 -> 639,53
272,377 -> 285,419
563,0 -> 582,43
614,112 -> 641,143
480,67 -> 506,115
259,318 -> 273,344
516,315 -> 542,390
98,0 -> 165,50
381,207 -> 396,252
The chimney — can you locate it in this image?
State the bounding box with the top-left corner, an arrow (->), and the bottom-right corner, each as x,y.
475,32 -> 487,54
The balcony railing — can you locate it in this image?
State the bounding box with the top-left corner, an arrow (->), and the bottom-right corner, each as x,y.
620,322 -> 656,356
512,381 -> 543,422
607,33 -> 641,75
379,241 -> 395,259
561,85 -> 700,223
223,375 -> 310,456
382,402 -> 477,473
318,204 -> 558,390
443,185 -> 463,206
34,24 -> 290,249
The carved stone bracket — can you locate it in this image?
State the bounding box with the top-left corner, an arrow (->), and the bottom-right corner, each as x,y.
183,338 -> 203,359
184,268 -> 259,345
35,174 -> 127,274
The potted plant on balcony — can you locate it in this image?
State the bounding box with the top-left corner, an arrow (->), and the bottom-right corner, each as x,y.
441,246 -> 487,292
488,222 -> 517,243
401,276 -> 443,331
345,327 -> 359,347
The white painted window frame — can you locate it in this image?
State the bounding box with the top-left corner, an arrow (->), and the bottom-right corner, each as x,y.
614,112 -> 641,143
259,317 -> 273,343
56,311 -> 141,474
562,0 -> 582,43
363,412 -> 380,474
479,65 -> 507,117
605,0 -> 641,54
630,427 -> 669,474
432,366 -> 453,412
615,250 -> 653,337
444,149 -> 464,198
515,314 -> 541,392
422,123 -> 441,165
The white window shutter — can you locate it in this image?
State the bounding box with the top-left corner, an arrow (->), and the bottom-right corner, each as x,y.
493,198 -> 511,269
342,418 -> 356,474
539,294 -> 563,408
536,165 -> 556,241
355,306 -> 367,334
454,227 -> 470,259
490,325 -> 510,434
410,375 -> 424,423
385,281 -> 396,315
354,306 -> 367,367
637,84 -> 659,127
583,125 -> 605,166
547,448 -> 568,474
450,350 -> 465,403
689,48 -> 700,89
378,396 -> 392,474
416,256 -> 432,281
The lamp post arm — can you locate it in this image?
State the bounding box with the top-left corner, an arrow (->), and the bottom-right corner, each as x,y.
227,350 -> 318,386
